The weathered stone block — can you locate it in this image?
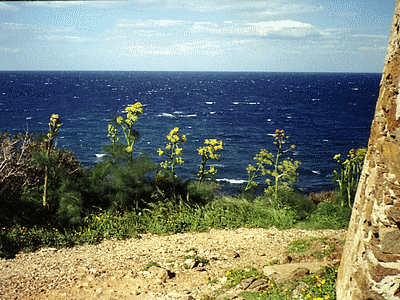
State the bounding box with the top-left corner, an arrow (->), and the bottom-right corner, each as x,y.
380,227 -> 400,254
388,205 -> 400,222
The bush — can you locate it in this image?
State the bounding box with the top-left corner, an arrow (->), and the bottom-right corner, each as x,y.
301,200 -> 352,230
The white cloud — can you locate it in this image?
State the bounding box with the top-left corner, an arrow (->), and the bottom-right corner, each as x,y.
0,46 -> 20,53
116,19 -> 186,28
353,34 -> 388,39
24,1 -> 114,9
188,19 -> 325,39
359,46 -> 387,51
134,0 -> 324,18
1,22 -> 70,34
239,3 -> 324,19
337,12 -> 358,18
113,38 -> 224,58
37,35 -> 91,42
0,2 -> 19,12
246,20 -> 312,30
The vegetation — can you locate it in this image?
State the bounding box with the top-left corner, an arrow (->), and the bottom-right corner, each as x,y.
333,147 -> 366,207
0,104 -> 367,298
202,264 -> 338,300
245,129 -> 301,200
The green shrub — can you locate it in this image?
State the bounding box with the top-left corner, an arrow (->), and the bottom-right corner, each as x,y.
333,147 -> 366,207
301,200 -> 352,230
245,129 -> 301,200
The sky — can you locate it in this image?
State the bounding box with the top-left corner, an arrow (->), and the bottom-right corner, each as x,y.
0,0 -> 396,72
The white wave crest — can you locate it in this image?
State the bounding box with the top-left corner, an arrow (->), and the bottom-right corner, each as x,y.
158,113 -> 176,118
216,178 -> 247,184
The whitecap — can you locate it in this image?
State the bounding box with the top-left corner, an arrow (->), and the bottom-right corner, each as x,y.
158,113 -> 176,118
312,170 -> 321,175
210,112 -> 216,114
26,117 -> 33,120
233,102 -> 239,105
216,178 -> 247,184
182,114 -> 197,117
95,154 -> 106,158
206,102 -> 215,105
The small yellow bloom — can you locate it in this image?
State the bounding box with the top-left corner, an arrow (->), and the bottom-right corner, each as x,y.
116,116 -> 124,124
157,149 -> 164,156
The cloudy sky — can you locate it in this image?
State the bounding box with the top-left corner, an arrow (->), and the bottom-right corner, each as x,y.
0,0 -> 396,72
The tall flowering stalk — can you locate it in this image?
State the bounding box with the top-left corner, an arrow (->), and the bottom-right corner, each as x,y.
107,124 -> 119,163
107,102 -> 142,164
197,139 -> 223,185
157,127 -> 186,178
333,147 -> 366,207
43,114 -> 62,207
245,129 -> 300,200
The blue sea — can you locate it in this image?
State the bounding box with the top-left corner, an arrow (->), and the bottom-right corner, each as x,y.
0,71 -> 381,194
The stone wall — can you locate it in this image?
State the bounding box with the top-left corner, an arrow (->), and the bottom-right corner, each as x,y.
336,1 -> 400,299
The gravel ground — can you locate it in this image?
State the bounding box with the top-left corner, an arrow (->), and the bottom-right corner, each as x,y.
0,227 -> 346,300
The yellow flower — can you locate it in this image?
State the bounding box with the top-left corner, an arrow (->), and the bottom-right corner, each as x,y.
175,148 -> 182,155
125,102 -> 143,114
126,146 -> 133,153
181,134 -> 187,142
157,149 -> 164,156
116,116 -> 124,124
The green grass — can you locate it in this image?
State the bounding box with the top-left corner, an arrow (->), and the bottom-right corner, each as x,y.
0,190 -> 350,259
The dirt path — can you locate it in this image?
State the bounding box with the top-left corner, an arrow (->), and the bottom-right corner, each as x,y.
0,227 -> 346,300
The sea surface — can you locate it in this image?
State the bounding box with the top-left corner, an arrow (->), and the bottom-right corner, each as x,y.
0,71 -> 381,194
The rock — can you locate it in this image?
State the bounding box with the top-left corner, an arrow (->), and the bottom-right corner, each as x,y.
337,1 -> 400,298
380,227 -> 400,254
238,277 -> 256,290
262,266 -> 279,282
221,249 -> 240,259
292,282 -> 309,298
263,262 -> 328,283
291,267 -> 310,280
147,266 -> 173,282
246,278 -> 270,291
183,258 -> 198,269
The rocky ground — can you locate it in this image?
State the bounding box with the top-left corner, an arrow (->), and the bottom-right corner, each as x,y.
0,227 -> 346,300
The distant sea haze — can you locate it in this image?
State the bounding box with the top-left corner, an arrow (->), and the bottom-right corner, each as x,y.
0,71 -> 380,194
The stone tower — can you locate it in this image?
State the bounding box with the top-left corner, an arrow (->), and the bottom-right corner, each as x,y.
336,1 -> 400,299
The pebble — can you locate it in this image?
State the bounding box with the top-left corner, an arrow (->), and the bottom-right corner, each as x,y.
0,228 -> 345,299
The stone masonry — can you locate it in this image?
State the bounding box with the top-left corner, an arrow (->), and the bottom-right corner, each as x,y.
336,1 -> 400,299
